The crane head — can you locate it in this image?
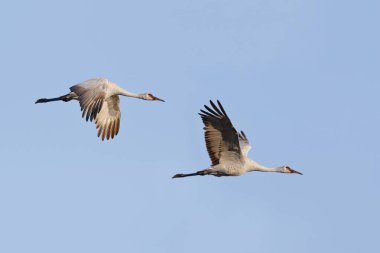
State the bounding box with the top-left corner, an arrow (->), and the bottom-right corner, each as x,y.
143,93 -> 165,102
284,166 -> 303,175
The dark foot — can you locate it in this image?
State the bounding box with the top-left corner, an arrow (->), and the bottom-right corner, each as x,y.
172,174 -> 185,179
35,98 -> 47,104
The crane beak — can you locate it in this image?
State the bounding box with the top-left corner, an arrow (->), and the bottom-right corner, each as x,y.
152,95 -> 165,102
290,168 -> 303,175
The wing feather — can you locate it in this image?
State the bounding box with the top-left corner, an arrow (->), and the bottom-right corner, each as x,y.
95,96 -> 121,141
238,130 -> 252,157
199,100 -> 243,166
70,78 -> 108,122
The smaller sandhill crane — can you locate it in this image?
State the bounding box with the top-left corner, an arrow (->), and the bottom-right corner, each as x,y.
35,78 -> 164,140
173,100 -> 302,178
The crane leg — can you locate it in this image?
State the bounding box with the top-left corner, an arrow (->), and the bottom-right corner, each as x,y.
35,92 -> 77,104
210,171 -> 230,177
172,169 -> 216,179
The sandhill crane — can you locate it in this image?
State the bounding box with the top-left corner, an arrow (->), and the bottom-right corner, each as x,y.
35,78 -> 164,140
172,100 -> 302,178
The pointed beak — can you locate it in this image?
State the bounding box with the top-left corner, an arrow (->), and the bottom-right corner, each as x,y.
290,168 -> 303,175
152,95 -> 165,102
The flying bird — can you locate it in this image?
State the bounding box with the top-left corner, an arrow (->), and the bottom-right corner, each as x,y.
173,100 -> 302,178
35,78 -> 164,140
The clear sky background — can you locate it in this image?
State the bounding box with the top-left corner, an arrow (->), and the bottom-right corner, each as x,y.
0,0 -> 379,252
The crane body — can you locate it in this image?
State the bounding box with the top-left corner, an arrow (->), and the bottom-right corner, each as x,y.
173,100 -> 302,178
36,78 -> 164,140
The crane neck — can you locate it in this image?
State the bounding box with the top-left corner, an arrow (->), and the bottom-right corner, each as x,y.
246,160 -> 284,173
119,90 -> 144,99
113,86 -> 144,99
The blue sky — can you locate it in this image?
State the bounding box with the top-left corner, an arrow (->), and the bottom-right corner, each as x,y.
0,0 -> 379,252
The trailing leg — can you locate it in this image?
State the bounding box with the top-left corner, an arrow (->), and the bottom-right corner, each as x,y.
35,92 -> 77,104
172,169 -> 213,179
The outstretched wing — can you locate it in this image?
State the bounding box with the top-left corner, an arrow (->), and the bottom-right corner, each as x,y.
199,100 -> 243,166
238,131 -> 252,157
95,96 -> 121,141
70,78 -> 108,122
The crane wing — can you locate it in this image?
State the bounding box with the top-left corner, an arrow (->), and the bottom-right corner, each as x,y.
238,131 -> 252,157
199,100 -> 243,166
95,96 -> 121,141
70,78 -> 108,122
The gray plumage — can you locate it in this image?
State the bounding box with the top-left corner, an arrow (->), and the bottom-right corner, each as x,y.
173,100 -> 302,178
36,78 -> 164,140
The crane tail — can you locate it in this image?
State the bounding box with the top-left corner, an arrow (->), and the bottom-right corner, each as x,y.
35,93 -> 76,104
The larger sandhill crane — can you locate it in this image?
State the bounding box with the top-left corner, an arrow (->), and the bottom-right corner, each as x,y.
173,100 -> 302,178
35,78 -> 164,140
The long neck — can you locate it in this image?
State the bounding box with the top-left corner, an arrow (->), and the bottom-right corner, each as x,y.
111,84 -> 144,99
119,90 -> 143,99
246,160 -> 283,173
